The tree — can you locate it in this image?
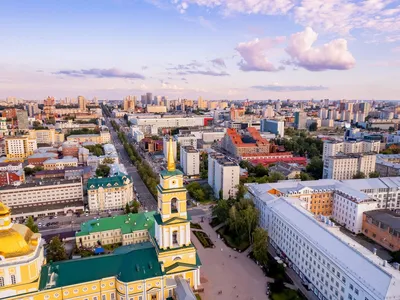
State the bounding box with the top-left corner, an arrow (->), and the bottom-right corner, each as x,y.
306,157 -> 323,179
96,164 -> 110,177
219,189 -> 223,200
369,171 -> 380,178
125,203 -> 131,214
240,203 -> 259,243
252,227 -> 268,266
269,277 -> 285,294
353,172 -> 366,179
46,236 -> 67,262
26,216 -> 38,233
102,157 -> 115,164
268,172 -> 285,183
212,199 -> 229,224
131,200 -> 140,213
299,172 -> 313,181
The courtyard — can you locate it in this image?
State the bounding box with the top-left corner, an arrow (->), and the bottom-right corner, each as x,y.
191,215 -> 269,300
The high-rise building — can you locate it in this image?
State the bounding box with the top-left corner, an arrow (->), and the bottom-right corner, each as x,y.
180,146 -> 200,176
78,95 -> 87,111
260,119 -> 284,137
16,110 -> 28,130
263,105 -> 274,118
208,152 -> 239,199
294,111 -> 307,129
26,102 -> 39,117
146,92 -> 153,105
323,140 -> 380,160
197,97 -> 207,110
323,153 -> 376,180
5,136 -> 37,159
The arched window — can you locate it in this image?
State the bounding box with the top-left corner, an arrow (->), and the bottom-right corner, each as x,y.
172,230 -> 178,245
0,277 -> 4,287
171,198 -> 178,213
10,275 -> 16,284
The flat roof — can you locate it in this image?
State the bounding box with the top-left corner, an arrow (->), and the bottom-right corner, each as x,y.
270,198 -> 400,299
0,179 -> 81,191
364,209 -> 400,231
10,201 -> 84,214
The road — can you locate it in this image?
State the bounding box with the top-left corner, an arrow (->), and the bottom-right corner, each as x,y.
105,117 -> 158,212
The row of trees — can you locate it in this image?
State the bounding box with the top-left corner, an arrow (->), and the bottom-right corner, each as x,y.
24,166 -> 44,176
186,182 -> 214,202
65,128 -> 100,137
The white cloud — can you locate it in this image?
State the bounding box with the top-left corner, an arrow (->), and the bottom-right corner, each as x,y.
235,37 -> 286,72
286,27 -> 356,71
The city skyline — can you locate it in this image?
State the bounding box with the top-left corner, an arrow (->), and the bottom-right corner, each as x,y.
1,0 -> 400,100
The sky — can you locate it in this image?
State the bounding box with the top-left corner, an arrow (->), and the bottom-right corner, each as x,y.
0,0 -> 399,100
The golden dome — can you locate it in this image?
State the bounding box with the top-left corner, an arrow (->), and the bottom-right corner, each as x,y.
0,201 -> 10,216
0,224 -> 36,258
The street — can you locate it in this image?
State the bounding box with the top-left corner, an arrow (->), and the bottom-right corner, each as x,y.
105,117 -> 158,212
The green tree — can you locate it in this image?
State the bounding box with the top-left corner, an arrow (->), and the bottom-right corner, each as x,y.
212,199 -> 229,224
241,204 -> 259,243
46,236 -> 67,262
252,227 -> 268,266
131,200 -> 140,213
268,172 -> 285,183
102,157 -> 115,164
96,164 -> 110,177
219,189 -> 223,200
125,203 -> 131,214
353,172 -> 366,179
236,184 -> 248,202
369,171 -> 380,178
270,278 -> 285,294
306,157 -> 323,179
25,216 -> 38,233
299,172 -> 313,181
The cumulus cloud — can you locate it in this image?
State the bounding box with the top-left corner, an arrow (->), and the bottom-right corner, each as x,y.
286,27 -> 356,71
252,84 -> 328,92
54,68 -> 145,79
210,58 -> 226,68
236,37 -> 286,72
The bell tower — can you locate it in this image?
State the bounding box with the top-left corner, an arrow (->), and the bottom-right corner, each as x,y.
154,137 -> 190,249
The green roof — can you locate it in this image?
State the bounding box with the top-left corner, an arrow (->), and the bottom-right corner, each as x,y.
160,169 -> 183,178
76,211 -> 156,237
39,242 -> 163,289
87,174 -> 133,190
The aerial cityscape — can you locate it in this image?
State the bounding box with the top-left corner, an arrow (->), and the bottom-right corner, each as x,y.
1,1 -> 400,300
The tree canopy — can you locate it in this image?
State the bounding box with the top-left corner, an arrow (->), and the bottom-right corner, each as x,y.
46,236 -> 67,262
26,216 -> 38,233
252,227 -> 268,265
96,164 -> 110,177
353,172 -> 366,179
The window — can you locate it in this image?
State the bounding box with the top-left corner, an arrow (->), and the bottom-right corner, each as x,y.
0,277 -> 4,287
348,295 -> 353,300
93,297 -> 98,300
110,293 -> 115,300
355,289 -> 359,295
350,284 -> 353,290
102,296 -> 106,300
10,275 -> 16,284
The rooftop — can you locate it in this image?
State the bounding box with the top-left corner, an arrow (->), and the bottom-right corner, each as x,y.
364,209 -> 400,232
87,174 -> 132,190
76,211 -> 156,236
0,179 -> 82,191
43,157 -> 78,164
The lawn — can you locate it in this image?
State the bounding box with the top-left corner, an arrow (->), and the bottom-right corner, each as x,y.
217,226 -> 250,252
193,230 -> 215,248
190,222 -> 203,230
272,289 -> 304,300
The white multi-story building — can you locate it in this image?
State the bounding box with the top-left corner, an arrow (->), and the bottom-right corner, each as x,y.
130,126 -> 145,143
174,134 -> 197,149
87,174 -> 133,212
260,119 -> 285,137
208,152 -> 239,199
180,146 -> 200,177
43,156 -> 79,170
29,129 -> 65,145
0,162 -> 23,172
323,140 -> 380,160
0,179 -> 84,219
256,197 -> 400,300
129,115 -> 206,134
323,153 -> 376,180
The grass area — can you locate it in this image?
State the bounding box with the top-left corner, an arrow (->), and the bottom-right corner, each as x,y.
217,226 -> 250,252
190,222 -> 203,230
209,217 -> 221,228
193,231 -> 215,248
272,289 -> 305,300
195,294 -> 202,300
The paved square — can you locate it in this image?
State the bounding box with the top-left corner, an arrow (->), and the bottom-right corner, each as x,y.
191,216 -> 268,300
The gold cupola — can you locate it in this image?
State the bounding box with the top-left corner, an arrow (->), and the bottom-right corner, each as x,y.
166,137 -> 176,172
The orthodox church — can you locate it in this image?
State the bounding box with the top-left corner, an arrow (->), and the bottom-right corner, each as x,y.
0,138 -> 201,300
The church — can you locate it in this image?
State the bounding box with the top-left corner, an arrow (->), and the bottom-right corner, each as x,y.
0,138 -> 201,300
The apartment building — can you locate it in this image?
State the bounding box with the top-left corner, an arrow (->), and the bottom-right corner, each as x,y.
322,140 -> 380,160
0,179 -> 84,219
5,136 -> 37,159
259,197 -> 400,300
0,170 -> 24,186
75,211 -> 155,247
87,174 -> 134,212
362,210 -> 400,252
129,115 -> 206,134
27,152 -> 59,166
208,152 -> 239,199
180,146 -> 200,177
0,162 -> 23,172
260,119 -> 285,137
29,128 -> 65,145
323,153 -> 376,180
43,156 -> 79,170
174,134 -> 197,149
375,154 -> 400,177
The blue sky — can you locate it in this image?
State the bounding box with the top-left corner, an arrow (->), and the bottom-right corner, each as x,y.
0,0 -> 399,100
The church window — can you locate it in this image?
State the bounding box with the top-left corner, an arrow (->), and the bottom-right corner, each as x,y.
151,295 -> 157,300
171,198 -> 178,213
10,275 -> 16,284
172,231 -> 178,245
0,277 -> 4,287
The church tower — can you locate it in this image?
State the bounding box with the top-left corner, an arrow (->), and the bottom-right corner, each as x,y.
154,137 -> 190,249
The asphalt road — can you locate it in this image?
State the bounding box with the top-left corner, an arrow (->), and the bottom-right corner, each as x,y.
105,117 -> 158,212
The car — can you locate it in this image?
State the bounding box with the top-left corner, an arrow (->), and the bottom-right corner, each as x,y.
38,223 -> 42,227
53,216 -> 57,219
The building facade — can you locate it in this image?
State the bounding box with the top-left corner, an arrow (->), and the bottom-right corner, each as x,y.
260,119 -> 285,137
5,136 -> 37,159
323,153 -> 376,180
87,174 -> 134,212
43,157 -> 79,170
180,146 -> 200,177
323,140 -> 380,161
208,152 -> 239,199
